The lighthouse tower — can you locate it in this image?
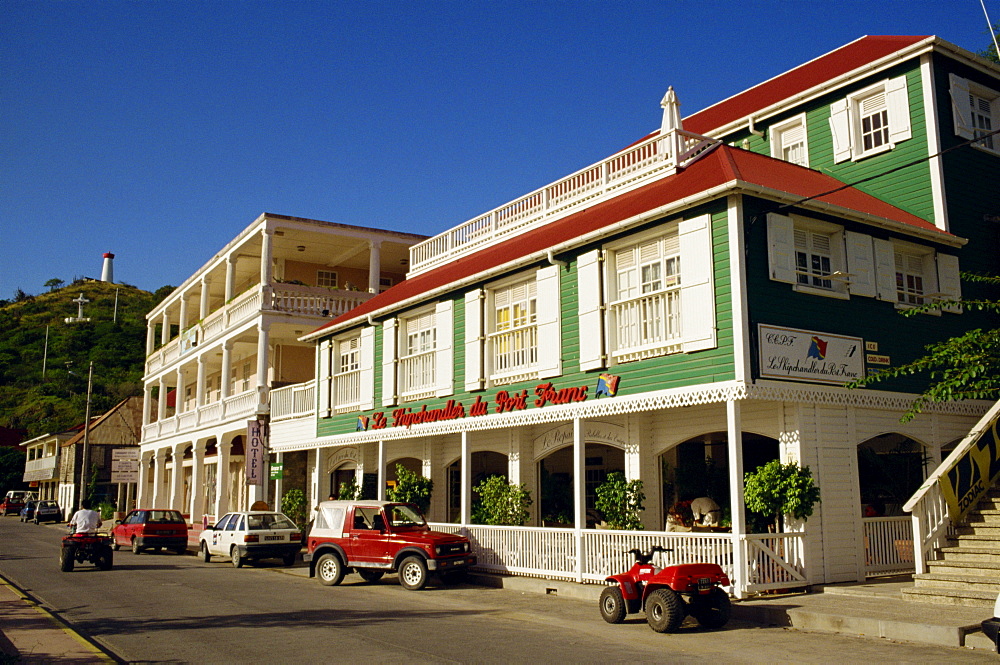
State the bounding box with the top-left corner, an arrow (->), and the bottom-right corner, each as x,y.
101,253 -> 115,283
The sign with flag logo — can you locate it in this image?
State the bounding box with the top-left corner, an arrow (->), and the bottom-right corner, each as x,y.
758,324 -> 863,385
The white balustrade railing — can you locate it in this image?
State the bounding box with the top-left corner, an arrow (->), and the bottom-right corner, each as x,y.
270,284 -> 373,318
200,401 -> 223,423
409,128 -> 720,274
178,410 -> 198,430
427,523 -> 806,595
610,289 -> 681,355
334,370 -> 361,412
271,380 -> 316,421
488,325 -> 538,377
227,287 -> 262,327
224,389 -> 257,418
863,516 -> 914,575
201,308 -> 226,340
399,352 -> 436,398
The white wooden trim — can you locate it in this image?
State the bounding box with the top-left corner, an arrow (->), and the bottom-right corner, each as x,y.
920,54 -> 949,232
679,214 -> 716,353
766,213 -> 796,284
936,253 -> 962,314
886,75 -> 912,144
359,326 -> 375,411
318,340 -> 332,418
576,250 -> 604,371
829,98 -> 852,163
435,300 -> 455,396
844,231 -> 876,297
464,289 -> 484,391
948,73 -> 975,139
535,265 -> 562,378
381,318 -> 397,407
873,238 -> 897,302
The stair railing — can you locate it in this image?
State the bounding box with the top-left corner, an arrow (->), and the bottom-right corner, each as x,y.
904,399 -> 1000,574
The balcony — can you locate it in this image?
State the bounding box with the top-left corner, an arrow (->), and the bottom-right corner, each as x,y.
23,455 -> 59,482
270,380 -> 316,422
408,129 -> 720,275
146,284 -> 376,374
142,388 -> 258,442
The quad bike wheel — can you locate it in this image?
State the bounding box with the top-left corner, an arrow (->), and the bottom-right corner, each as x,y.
96,548 -> 114,571
599,586 -> 627,624
645,588 -> 685,633
688,587 -> 731,629
60,545 -> 75,572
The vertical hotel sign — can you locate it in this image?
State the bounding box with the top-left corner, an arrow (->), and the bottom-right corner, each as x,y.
939,400 -> 1000,521
246,418 -> 268,487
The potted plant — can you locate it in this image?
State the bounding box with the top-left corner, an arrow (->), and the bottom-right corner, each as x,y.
743,460 -> 821,533
386,464 -> 433,515
471,475 -> 532,526
594,472 -> 645,530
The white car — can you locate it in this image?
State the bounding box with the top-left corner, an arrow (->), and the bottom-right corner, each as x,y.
199,511 -> 301,568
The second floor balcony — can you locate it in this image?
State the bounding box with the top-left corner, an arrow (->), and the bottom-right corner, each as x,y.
23,455 -> 59,482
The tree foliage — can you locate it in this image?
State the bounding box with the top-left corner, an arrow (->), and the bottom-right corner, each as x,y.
386,463 -> 433,514
337,476 -> 362,500
281,488 -> 308,529
0,447 -> 27,494
848,274 -> 1000,422
743,460 -> 821,533
471,475 -> 532,526
979,22 -> 999,64
594,471 -> 645,530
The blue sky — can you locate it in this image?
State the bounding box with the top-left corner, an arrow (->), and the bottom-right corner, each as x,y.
3,1 -> 998,297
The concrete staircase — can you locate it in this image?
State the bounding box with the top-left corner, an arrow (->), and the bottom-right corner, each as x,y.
903,488 -> 1000,608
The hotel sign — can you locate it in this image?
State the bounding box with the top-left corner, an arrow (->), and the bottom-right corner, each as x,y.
758,324 -> 864,385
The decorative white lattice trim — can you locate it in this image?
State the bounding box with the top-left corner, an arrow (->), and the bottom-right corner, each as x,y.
271,379 -> 989,452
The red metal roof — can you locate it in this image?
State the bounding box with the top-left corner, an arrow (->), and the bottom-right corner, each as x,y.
310,145 -> 952,337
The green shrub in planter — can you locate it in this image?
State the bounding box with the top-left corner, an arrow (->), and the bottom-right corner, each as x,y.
743,460 -> 821,533
594,472 -> 645,530
471,475 -> 532,526
386,464 -> 433,514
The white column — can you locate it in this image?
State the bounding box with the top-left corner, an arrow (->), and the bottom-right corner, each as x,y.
573,417 -> 586,583
221,342 -> 233,400
170,443 -> 186,510
152,448 -> 167,509
727,399 -> 748,599
175,367 -> 185,414
377,441 -> 387,501
178,294 -> 189,333
146,322 -> 156,355
260,228 -> 274,285
190,440 -> 206,522
367,240 -> 382,294
225,255 -> 236,303
256,323 -> 270,411
161,311 -> 170,345
215,438 -> 231,517
460,432 -> 471,524
142,385 -> 153,426
196,356 -> 207,408
274,451 -> 284,512
310,449 -> 323,509
137,451 -> 154,508
158,377 -> 167,420
200,277 -> 211,319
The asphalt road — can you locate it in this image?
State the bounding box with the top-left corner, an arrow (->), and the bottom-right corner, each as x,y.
0,517 -> 992,664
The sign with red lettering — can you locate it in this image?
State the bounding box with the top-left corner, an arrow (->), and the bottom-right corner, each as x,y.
351,376 -> 620,432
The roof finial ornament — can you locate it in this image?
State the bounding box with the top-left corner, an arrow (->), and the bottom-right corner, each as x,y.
660,86 -> 683,135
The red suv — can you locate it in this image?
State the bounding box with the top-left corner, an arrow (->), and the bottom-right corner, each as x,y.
112,509 -> 189,555
304,501 -> 476,590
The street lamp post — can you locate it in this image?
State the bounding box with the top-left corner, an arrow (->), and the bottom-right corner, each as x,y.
79,362 -> 94,508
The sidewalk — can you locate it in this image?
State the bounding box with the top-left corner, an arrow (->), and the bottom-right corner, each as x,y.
0,575 -> 113,663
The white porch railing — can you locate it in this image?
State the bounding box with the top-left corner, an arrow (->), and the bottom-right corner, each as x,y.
610,289 -> 681,360
141,388 -> 259,443
409,128 -> 720,275
271,380 -> 316,421
488,325 -> 538,378
863,516 -> 914,576
428,523 -> 807,596
270,284 -> 372,318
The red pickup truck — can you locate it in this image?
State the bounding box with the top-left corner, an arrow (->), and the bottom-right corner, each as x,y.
304,500 -> 476,590
2,491 -> 37,516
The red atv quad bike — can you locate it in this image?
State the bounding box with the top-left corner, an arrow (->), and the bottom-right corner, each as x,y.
599,545 -> 731,633
60,530 -> 114,572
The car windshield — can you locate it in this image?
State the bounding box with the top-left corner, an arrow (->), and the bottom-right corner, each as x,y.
148,510 -> 185,524
247,513 -> 296,530
388,504 -> 426,528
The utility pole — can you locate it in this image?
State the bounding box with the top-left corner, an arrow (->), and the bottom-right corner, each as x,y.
42,325 -> 50,379
79,361 -> 94,508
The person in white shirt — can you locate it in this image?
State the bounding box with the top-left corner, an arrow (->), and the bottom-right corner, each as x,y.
68,499 -> 103,534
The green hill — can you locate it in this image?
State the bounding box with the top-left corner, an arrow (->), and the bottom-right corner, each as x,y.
0,281 -> 172,438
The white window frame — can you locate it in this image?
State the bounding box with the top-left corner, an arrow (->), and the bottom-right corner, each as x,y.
949,73 -> 1000,155
399,308 -> 438,401
487,277 -> 539,384
333,335 -> 362,412
770,113 -> 809,167
829,76 -> 911,163
766,213 -> 849,299
317,270 -> 338,288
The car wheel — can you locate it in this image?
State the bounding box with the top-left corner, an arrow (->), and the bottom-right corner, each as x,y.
282,552 -> 297,567
599,586 -> 627,624
645,588 -> 685,633
97,548 -> 114,571
174,545 -> 187,556
316,553 -> 344,586
398,556 -> 428,591
60,546 -> 75,572
230,546 -> 245,568
358,569 -> 384,583
33,518 -> 38,525
688,587 -> 731,629
131,538 -> 142,555
200,542 -> 212,563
